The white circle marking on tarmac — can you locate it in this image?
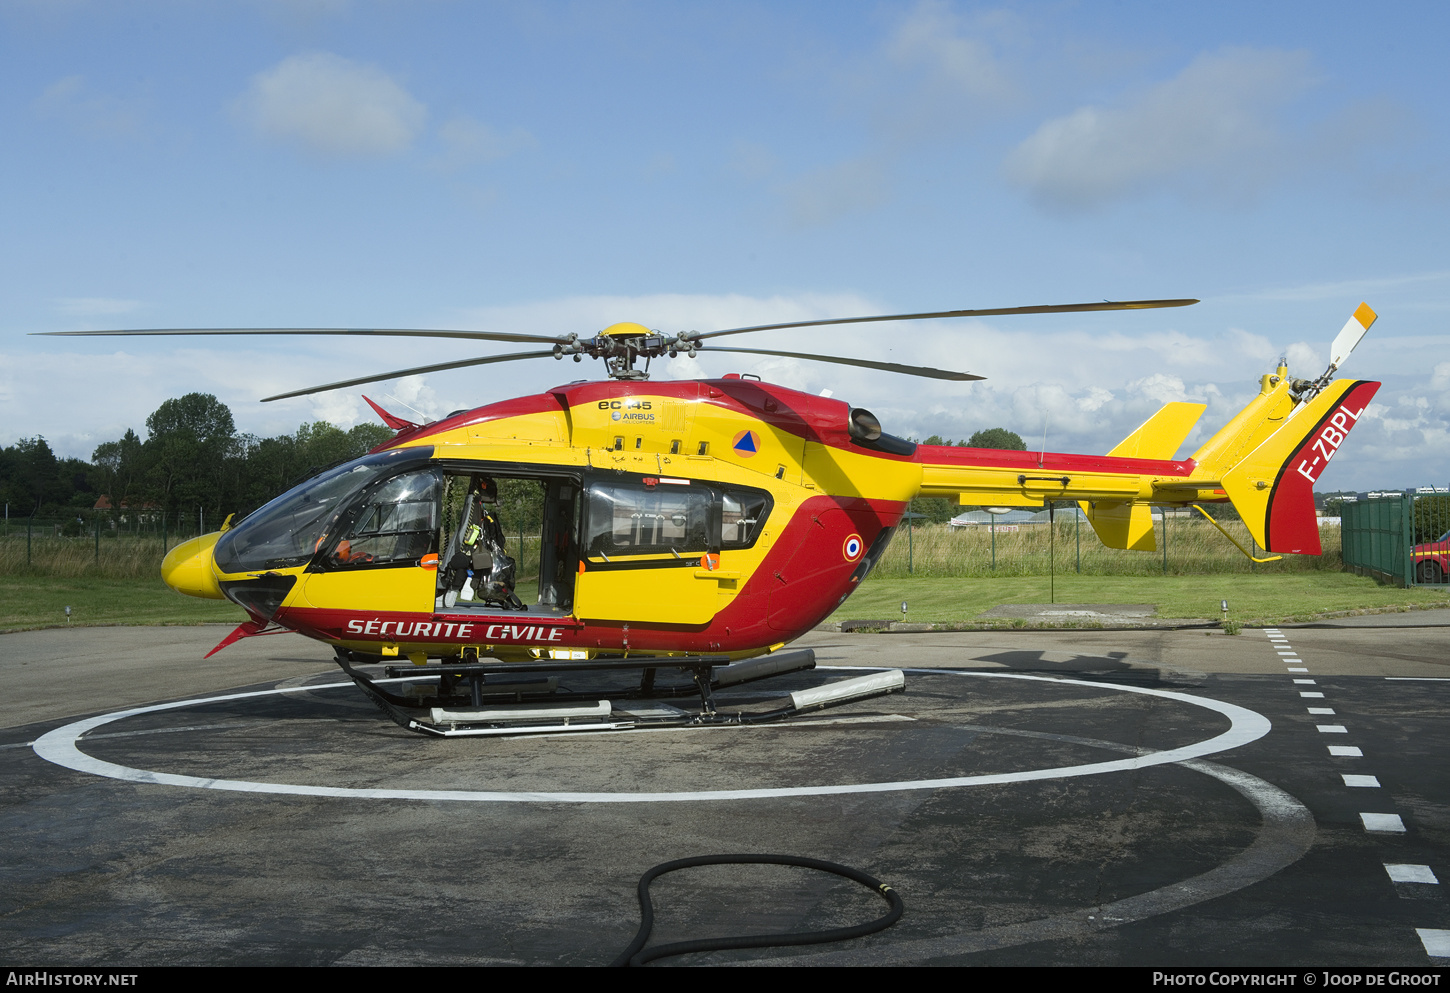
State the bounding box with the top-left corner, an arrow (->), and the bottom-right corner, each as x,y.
32,669 -> 1271,804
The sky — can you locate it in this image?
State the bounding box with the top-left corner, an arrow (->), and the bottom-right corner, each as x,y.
3,0 -> 1448,492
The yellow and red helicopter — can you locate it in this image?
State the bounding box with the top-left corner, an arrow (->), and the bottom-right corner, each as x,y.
47,298 -> 1380,735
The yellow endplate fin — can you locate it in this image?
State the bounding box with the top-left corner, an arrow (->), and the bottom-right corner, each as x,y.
1078,500 -> 1156,551
1107,402 -> 1206,460
1220,378 -> 1377,552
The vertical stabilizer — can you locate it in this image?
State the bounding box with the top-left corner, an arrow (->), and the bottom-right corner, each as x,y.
1079,402 -> 1203,550
1106,402 -> 1206,459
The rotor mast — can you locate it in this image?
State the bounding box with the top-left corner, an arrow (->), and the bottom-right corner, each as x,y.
553,322 -> 697,381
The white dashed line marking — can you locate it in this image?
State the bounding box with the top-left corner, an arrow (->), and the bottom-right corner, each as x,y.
1294,679 -> 1317,685
1328,746 -> 1363,757
1342,775 -> 1380,788
1416,929 -> 1450,957
1361,813 -> 1407,833
1386,864 -> 1438,884
1300,691 -> 1325,698
1307,708 -> 1335,715
1288,668 -> 1309,673
1317,725 -> 1348,734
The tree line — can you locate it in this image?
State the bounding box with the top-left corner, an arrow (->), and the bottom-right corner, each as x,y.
907,428 -> 1027,524
1,393 -> 393,526
1,401 -> 1039,532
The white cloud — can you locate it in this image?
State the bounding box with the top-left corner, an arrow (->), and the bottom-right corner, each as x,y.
886,0 -> 1016,105
1126,373 -> 1194,405
1227,327 -> 1277,363
1431,362 -> 1450,392
435,116 -> 535,171
1077,386 -> 1115,412
305,390 -> 363,429
1004,47 -> 1317,210
13,291 -> 1438,490
235,52 -> 426,157
33,75 -> 146,139
1284,341 -> 1321,375
861,0 -> 1023,142
384,376 -> 445,421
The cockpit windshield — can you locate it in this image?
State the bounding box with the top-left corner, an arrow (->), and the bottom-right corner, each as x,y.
214,447 -> 432,574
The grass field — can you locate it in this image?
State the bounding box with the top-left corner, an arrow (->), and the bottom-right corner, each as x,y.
1,519 -> 1442,633
2,570 -> 1444,634
2,518 -> 1333,581
0,576 -> 245,632
828,573 -> 1450,628
874,518 -> 1342,578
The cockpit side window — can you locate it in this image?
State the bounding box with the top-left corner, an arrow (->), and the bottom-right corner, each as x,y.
326,469 -> 441,568
213,448 -> 431,574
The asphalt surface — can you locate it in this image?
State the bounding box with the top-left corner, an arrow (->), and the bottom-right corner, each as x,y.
1,614 -> 1447,967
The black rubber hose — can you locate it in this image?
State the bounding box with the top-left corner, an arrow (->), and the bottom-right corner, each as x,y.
610,854 -> 904,967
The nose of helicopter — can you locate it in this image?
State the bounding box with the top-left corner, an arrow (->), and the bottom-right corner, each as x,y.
161,532 -> 227,600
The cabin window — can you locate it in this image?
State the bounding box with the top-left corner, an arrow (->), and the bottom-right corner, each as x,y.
721,490 -> 769,548
585,484 -> 711,557
583,481 -> 772,559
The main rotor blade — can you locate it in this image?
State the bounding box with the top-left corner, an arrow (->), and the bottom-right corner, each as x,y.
688,298 -> 1199,342
696,345 -> 983,381
261,350 -> 559,402
34,327 -> 566,345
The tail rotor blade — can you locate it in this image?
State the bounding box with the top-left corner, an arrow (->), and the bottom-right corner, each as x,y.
1327,302 -> 1377,377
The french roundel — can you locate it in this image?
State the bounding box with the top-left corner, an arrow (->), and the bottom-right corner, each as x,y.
843,534 -> 864,562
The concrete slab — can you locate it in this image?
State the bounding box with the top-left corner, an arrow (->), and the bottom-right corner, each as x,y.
977,602 -> 1158,620
1,622 -> 1447,966
1286,608 -> 1450,627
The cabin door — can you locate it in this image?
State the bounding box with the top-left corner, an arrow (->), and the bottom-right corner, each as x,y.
573,479 -> 723,624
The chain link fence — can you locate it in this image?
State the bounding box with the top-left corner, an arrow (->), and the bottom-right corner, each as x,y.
0,508 -> 211,577
1341,488 -> 1450,587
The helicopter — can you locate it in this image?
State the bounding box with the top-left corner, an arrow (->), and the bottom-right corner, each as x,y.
44,298 -> 1380,736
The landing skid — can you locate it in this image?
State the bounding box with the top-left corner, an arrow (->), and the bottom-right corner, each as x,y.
333,648 -> 905,738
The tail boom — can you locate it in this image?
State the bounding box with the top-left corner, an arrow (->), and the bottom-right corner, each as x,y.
912,379 -> 1379,557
